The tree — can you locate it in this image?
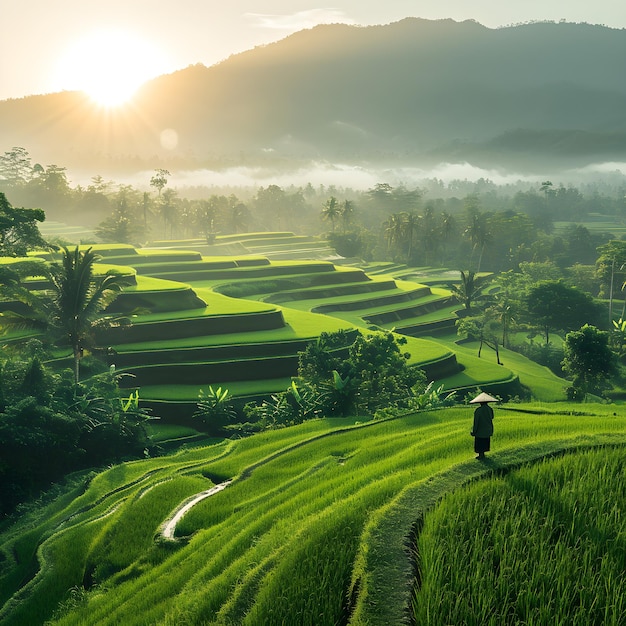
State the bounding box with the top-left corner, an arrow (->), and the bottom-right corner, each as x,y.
438,211 -> 456,263
0,147 -> 34,187
159,188 -> 179,239
561,324 -> 616,400
540,180 -> 554,203
0,356 -> 149,515
450,270 -> 488,311
38,164 -> 71,198
322,196 -> 341,232
228,196 -> 250,234
524,280 -> 603,345
367,183 -> 394,206
0,193 -> 47,256
296,329 -> 423,416
253,184 -> 294,230
340,200 -> 355,233
95,186 -> 144,244
403,212 -> 420,262
456,314 -> 503,364
1,248 -> 129,384
384,213 -> 406,255
149,168 -> 169,196
596,241 -> 626,299
327,230 -> 365,258
463,204 -> 491,272
47,247 -> 128,383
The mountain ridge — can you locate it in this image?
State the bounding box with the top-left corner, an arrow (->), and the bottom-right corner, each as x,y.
1,18 -> 625,175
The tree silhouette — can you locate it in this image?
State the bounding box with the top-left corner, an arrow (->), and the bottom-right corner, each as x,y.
0,248 -> 128,383
463,210 -> 492,273
450,270 -> 487,311
340,199 -> 355,233
322,196 -> 341,232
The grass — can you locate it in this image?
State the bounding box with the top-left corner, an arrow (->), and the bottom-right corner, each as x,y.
413,446 -> 626,625
1,244 -> 571,410
3,241 -> 624,623
3,404 -> 626,624
435,333 -> 569,402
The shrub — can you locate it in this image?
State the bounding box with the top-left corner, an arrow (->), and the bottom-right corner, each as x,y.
193,386 -> 238,433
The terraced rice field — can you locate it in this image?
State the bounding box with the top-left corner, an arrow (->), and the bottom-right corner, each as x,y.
5,236 -> 566,424
2,403 -> 626,624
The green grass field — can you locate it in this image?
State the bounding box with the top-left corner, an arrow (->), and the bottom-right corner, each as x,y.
413,446 -> 626,624
2,404 -> 626,624
1,241 -> 570,419
2,236 -> 625,624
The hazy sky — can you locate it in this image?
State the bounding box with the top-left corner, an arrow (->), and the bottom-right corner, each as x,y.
3,0 -> 626,102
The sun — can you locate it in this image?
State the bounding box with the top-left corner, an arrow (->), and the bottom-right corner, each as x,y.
55,29 -> 170,107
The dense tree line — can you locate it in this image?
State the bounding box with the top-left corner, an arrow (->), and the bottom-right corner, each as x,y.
2,147 -> 626,273
0,218 -> 150,517
0,353 -> 149,516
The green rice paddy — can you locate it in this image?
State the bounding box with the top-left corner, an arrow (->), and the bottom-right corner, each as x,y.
1,237 -> 569,417
2,404 -> 626,624
2,233 -> 623,624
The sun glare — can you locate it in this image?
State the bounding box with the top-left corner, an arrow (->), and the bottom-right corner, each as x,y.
55,29 -> 169,107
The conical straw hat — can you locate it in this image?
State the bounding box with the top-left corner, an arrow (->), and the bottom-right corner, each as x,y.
469,392 -> 498,404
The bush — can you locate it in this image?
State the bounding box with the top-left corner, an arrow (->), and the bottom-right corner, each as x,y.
514,341 -> 565,375
0,358 -> 150,516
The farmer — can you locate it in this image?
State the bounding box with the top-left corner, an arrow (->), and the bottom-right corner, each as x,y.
469,392 -> 496,460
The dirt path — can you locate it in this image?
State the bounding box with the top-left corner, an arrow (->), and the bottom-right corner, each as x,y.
161,480 -> 232,540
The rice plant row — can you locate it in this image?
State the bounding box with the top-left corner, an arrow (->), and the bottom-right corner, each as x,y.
3,404 -> 626,624
413,446 -> 626,625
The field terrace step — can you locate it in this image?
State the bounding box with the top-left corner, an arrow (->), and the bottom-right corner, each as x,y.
213,232 -> 298,243
116,354 -> 302,388
264,279 -> 399,303
418,352 -> 461,379
361,296 -> 453,325
110,338 -> 313,368
102,251 -> 204,266
96,309 -> 287,344
206,268 -> 372,299
395,316 -> 460,337
253,248 -> 336,261
239,235 -> 316,248
312,286 -> 434,314
107,284 -> 207,314
360,263 -> 410,275
132,254 -> 269,269
138,261 -> 347,283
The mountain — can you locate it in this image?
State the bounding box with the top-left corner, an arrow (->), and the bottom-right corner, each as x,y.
1,18 -> 626,175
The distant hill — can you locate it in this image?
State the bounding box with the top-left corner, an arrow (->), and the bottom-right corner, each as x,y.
1,18 -> 625,175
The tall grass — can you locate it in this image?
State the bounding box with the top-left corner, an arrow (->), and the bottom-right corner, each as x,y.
413,447 -> 626,625
4,405 -> 626,624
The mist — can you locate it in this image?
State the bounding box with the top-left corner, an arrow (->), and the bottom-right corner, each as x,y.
69,159 -> 626,195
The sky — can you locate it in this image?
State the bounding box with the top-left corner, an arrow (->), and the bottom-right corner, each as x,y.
3,0 -> 626,103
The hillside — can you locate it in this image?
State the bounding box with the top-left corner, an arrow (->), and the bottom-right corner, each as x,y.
1,404 -> 625,624
1,19 -> 625,174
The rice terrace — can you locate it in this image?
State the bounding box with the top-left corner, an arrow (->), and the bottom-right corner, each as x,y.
2,227 -> 626,625
3,5 -> 626,623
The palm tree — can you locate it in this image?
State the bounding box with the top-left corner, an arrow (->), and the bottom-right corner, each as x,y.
439,211 -> 456,264
340,200 -> 355,233
0,247 -> 127,383
322,196 -> 341,232
384,213 -> 406,255
463,210 -> 491,273
159,188 -> 178,239
48,247 -> 128,383
403,212 -> 420,262
450,270 -> 487,311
